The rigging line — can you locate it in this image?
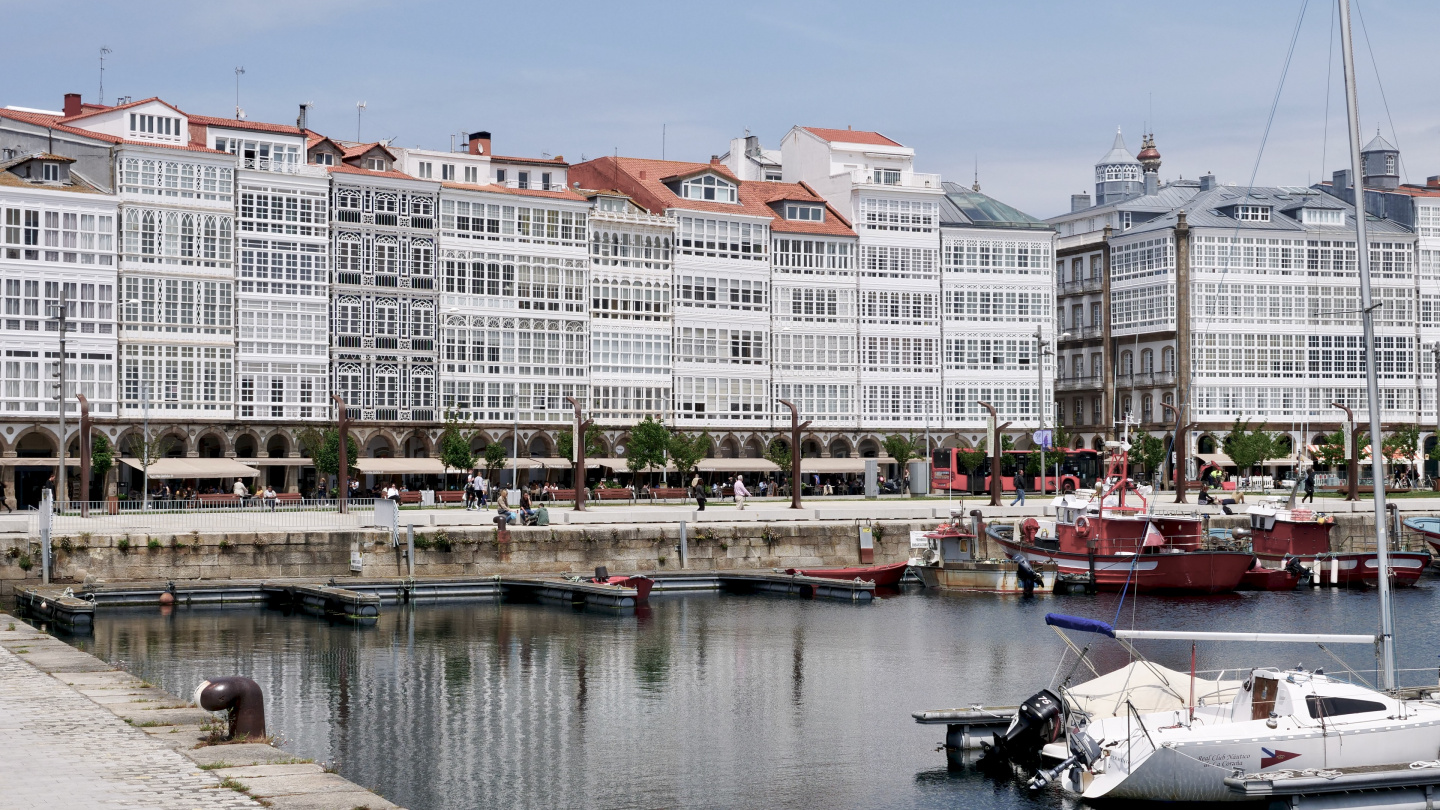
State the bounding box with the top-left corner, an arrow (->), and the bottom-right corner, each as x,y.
1214,0 -> 1311,293
1352,0 -> 1407,185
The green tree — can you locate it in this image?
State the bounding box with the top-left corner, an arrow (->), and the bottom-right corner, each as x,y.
1383,425 -> 1419,464
764,437 -> 792,470
482,443 -> 509,483
556,423 -> 605,463
626,417 -> 670,483
1224,419 -> 1277,479
1129,429 -> 1166,476
667,431 -> 711,478
90,433 -> 114,484
1313,429 -> 1348,468
125,429 -> 175,506
302,428 -> 359,481
883,433 -> 919,467
438,416 -> 475,479
1049,424 -> 1074,453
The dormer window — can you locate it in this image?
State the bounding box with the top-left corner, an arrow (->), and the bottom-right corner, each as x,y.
764,171 -> 782,182
681,174 -> 737,203
366,158 -> 387,172
128,112 -> 183,142
596,196 -> 630,213
313,152 -> 334,166
1301,208 -> 1344,226
784,203 -> 824,222
1237,205 -> 1270,222
41,163 -> 59,182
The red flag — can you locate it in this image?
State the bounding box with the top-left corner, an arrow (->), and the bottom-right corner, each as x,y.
1143,522 -> 1165,547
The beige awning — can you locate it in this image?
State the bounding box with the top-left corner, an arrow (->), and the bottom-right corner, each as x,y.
697,458 -> 780,472
530,457 -> 601,469
799,457 -> 897,474
121,458 -> 261,479
594,457 -> 675,472
1195,452 -> 1234,467
354,458 -> 445,474
0,457 -> 80,466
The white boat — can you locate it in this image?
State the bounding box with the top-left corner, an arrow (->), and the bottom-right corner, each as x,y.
1007,617 -> 1440,803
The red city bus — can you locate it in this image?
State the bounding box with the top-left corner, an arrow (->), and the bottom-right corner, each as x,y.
930,448 -> 1102,494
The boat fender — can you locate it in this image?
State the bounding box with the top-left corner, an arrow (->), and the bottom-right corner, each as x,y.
1074,516 -> 1091,539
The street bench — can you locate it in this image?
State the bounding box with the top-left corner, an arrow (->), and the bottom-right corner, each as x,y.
595,488 -> 634,501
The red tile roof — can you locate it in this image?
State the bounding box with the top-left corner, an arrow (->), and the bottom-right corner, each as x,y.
570,157 -> 855,237
327,163 -> 428,182
342,142 -> 397,161
801,126 -> 902,147
186,114 -> 304,137
0,107 -> 229,154
743,181 -> 855,236
60,96 -> 182,123
441,180 -> 587,201
490,154 -> 568,167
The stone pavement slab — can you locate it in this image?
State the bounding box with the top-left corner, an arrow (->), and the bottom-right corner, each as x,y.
0,612 -> 405,809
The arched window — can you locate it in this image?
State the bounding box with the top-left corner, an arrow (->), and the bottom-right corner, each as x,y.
1161,347 -> 1175,373
1121,394 -> 1133,419
1141,394 -> 1153,423
1120,350 -> 1134,376
1140,348 -> 1154,374
680,174 -> 737,203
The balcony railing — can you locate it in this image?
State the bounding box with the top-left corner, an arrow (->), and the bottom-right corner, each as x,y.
1115,371 -> 1178,388
1080,326 -> 1103,340
238,157 -> 328,177
1058,278 -> 1102,295
1056,374 -> 1102,392
850,169 -> 942,189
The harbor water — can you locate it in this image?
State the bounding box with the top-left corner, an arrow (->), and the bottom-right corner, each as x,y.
66,584 -> 1440,810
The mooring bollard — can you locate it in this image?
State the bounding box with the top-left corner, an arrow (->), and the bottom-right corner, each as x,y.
195,676 -> 266,741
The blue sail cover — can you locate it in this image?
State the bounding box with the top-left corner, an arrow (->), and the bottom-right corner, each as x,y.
1045,613 -> 1116,637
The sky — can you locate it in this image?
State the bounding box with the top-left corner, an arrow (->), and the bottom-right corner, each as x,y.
3,0 -> 1437,218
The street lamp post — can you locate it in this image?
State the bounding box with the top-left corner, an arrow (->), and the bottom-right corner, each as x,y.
1161,401 -> 1199,504
776,399 -> 811,510
332,394 -> 350,514
48,291 -> 70,510
1332,402 -> 1359,502
77,394 -> 91,518
976,400 -> 1012,507
565,396 -> 592,512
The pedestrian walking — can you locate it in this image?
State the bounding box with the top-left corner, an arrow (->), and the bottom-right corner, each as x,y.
691,473 -> 706,511
1010,470 -> 1027,506
478,475 -> 489,509
1302,469 -> 1315,504
464,474 -> 476,510
233,479 -> 249,503
733,474 -> 750,510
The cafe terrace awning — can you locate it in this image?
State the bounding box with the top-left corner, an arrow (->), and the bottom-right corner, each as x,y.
353,458 -> 446,475
696,458 -> 779,472
594,457 -> 675,472
120,458 -> 261,479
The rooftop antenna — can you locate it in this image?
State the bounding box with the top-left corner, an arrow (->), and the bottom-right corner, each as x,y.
662,123 -> 666,161
98,46 -> 112,106
355,101 -> 367,142
972,155 -> 980,192
233,66 -> 245,119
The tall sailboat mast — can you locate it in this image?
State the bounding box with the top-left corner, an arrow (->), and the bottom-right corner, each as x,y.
1338,0 -> 1396,690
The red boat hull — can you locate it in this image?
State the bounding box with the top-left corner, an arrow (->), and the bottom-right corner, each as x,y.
786,561 -> 909,587
996,536 -> 1254,593
1237,564 -> 1301,591
595,575 -> 654,601
1257,551 -> 1429,587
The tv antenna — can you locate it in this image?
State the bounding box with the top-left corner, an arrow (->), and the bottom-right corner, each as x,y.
356,101 -> 367,142
98,46 -> 112,107
233,66 -> 246,119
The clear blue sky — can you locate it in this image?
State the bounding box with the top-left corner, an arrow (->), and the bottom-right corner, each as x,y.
5,0 -> 1436,217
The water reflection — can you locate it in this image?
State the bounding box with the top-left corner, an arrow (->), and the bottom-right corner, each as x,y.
71,584 -> 1440,810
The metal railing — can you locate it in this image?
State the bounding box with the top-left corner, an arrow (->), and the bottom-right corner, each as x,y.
35,498 -> 379,535
1056,375 -> 1101,391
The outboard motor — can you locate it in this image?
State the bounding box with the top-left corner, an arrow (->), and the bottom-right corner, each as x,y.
1011,553 -> 1040,596
985,688 -> 1064,762
1283,556 -> 1309,581
1029,729 -> 1102,790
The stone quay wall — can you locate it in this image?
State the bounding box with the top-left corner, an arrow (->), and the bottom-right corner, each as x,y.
0,519 -> 931,597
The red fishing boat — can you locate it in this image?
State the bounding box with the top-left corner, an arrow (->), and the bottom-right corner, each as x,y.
1236,556 -> 1303,591
992,441 -> 1254,594
1250,501 -> 1428,587
785,560 -> 910,587
592,574 -> 655,601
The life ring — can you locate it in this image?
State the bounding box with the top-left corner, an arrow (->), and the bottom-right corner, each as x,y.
1074,516 -> 1091,538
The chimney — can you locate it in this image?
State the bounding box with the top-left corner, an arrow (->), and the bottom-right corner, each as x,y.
1333,169 -> 1352,191
468,131 -> 491,156
1199,173 -> 1217,192
1428,176 -> 1440,188
1144,173 -> 1158,196
744,135 -> 760,157
710,155 -> 721,165
1070,193 -> 1092,213
63,93 -> 82,118
297,103 -> 310,132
